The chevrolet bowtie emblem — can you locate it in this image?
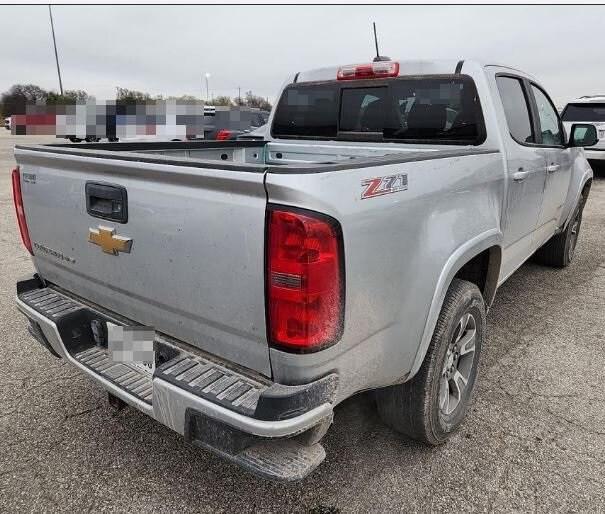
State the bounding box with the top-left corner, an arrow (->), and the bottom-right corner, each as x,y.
89,226 -> 133,255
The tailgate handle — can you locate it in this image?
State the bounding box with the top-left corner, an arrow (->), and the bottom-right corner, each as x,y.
85,182 -> 128,223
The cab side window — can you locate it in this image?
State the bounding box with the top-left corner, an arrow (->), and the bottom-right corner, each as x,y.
496,76 -> 535,144
530,85 -> 563,146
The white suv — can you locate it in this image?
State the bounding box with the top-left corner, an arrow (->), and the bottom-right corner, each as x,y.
562,96 -> 605,164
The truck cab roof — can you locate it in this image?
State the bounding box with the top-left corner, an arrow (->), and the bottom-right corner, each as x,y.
293,59 -> 536,84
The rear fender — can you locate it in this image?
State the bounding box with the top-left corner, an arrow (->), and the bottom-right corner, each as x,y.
408,229 -> 502,379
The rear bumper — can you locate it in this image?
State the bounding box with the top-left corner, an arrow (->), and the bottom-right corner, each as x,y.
15,276 -> 336,480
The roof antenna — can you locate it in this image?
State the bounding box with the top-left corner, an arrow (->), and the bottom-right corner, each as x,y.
372,22 -> 390,62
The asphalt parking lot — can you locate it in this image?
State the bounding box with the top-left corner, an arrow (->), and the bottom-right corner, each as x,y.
0,129 -> 603,513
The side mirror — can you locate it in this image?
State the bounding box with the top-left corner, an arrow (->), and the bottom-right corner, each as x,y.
569,123 -> 598,147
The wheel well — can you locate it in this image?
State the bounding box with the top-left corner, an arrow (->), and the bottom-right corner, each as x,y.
581,179 -> 592,203
454,246 -> 501,306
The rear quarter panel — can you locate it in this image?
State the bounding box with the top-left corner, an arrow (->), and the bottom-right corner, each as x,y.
265,151 -> 504,402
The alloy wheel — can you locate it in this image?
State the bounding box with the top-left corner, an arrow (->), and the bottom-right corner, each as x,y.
568,211 -> 581,262
439,312 -> 477,416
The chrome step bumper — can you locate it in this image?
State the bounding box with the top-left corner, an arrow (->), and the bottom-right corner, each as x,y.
154,351 -> 267,417
75,346 -> 153,403
15,277 -> 336,481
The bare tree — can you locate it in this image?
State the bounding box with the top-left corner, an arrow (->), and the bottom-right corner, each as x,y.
244,91 -> 272,111
115,87 -> 153,104
46,89 -> 92,104
1,84 -> 49,115
210,96 -> 234,106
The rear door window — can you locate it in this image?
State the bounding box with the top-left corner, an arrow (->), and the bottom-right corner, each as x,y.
496,76 -> 535,144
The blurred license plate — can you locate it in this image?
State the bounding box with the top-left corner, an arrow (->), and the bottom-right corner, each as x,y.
107,323 -> 156,375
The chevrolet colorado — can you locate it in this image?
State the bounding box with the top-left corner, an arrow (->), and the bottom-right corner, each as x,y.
12,59 -> 598,481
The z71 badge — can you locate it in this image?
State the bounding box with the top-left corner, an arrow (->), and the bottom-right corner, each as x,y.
361,173 -> 408,199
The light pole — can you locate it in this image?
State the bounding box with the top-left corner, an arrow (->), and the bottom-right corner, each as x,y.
48,5 -> 64,95
204,73 -> 211,102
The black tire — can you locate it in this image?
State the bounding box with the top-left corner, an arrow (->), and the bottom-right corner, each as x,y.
588,160 -> 605,178
68,137 -> 82,143
376,279 -> 485,445
533,197 -> 586,268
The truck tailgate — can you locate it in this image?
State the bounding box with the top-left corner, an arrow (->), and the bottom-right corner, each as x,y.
15,148 -> 271,376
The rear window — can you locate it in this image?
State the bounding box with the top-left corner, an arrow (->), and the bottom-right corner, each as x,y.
339,87 -> 387,132
272,85 -> 338,137
561,103 -> 605,122
271,75 -> 485,145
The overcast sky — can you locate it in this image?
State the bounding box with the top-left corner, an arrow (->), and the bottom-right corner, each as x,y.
2,4 -> 604,106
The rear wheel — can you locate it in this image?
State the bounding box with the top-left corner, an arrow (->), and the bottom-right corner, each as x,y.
376,279 -> 485,445
533,197 -> 586,268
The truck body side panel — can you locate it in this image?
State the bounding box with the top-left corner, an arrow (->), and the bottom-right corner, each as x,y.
265,150 -> 504,402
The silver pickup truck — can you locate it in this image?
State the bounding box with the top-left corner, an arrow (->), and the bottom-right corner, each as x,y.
12,59 -> 598,481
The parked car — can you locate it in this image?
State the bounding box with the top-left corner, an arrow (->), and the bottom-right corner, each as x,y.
107,136 -> 186,143
62,102 -> 212,143
12,58 -> 597,481
236,123 -> 267,141
209,110 -> 270,140
561,96 -> 605,166
68,136 -> 103,143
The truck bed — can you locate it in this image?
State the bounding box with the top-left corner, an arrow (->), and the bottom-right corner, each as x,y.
15,139 -> 495,172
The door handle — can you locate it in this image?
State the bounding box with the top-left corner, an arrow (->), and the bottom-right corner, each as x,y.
512,169 -> 530,182
546,164 -> 560,173
85,182 -> 128,223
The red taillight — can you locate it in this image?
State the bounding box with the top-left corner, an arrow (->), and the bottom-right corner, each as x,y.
337,61 -> 399,81
216,129 -> 232,140
11,166 -> 33,255
267,207 -> 344,351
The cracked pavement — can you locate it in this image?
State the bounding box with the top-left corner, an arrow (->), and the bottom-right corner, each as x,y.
0,131 -> 604,512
